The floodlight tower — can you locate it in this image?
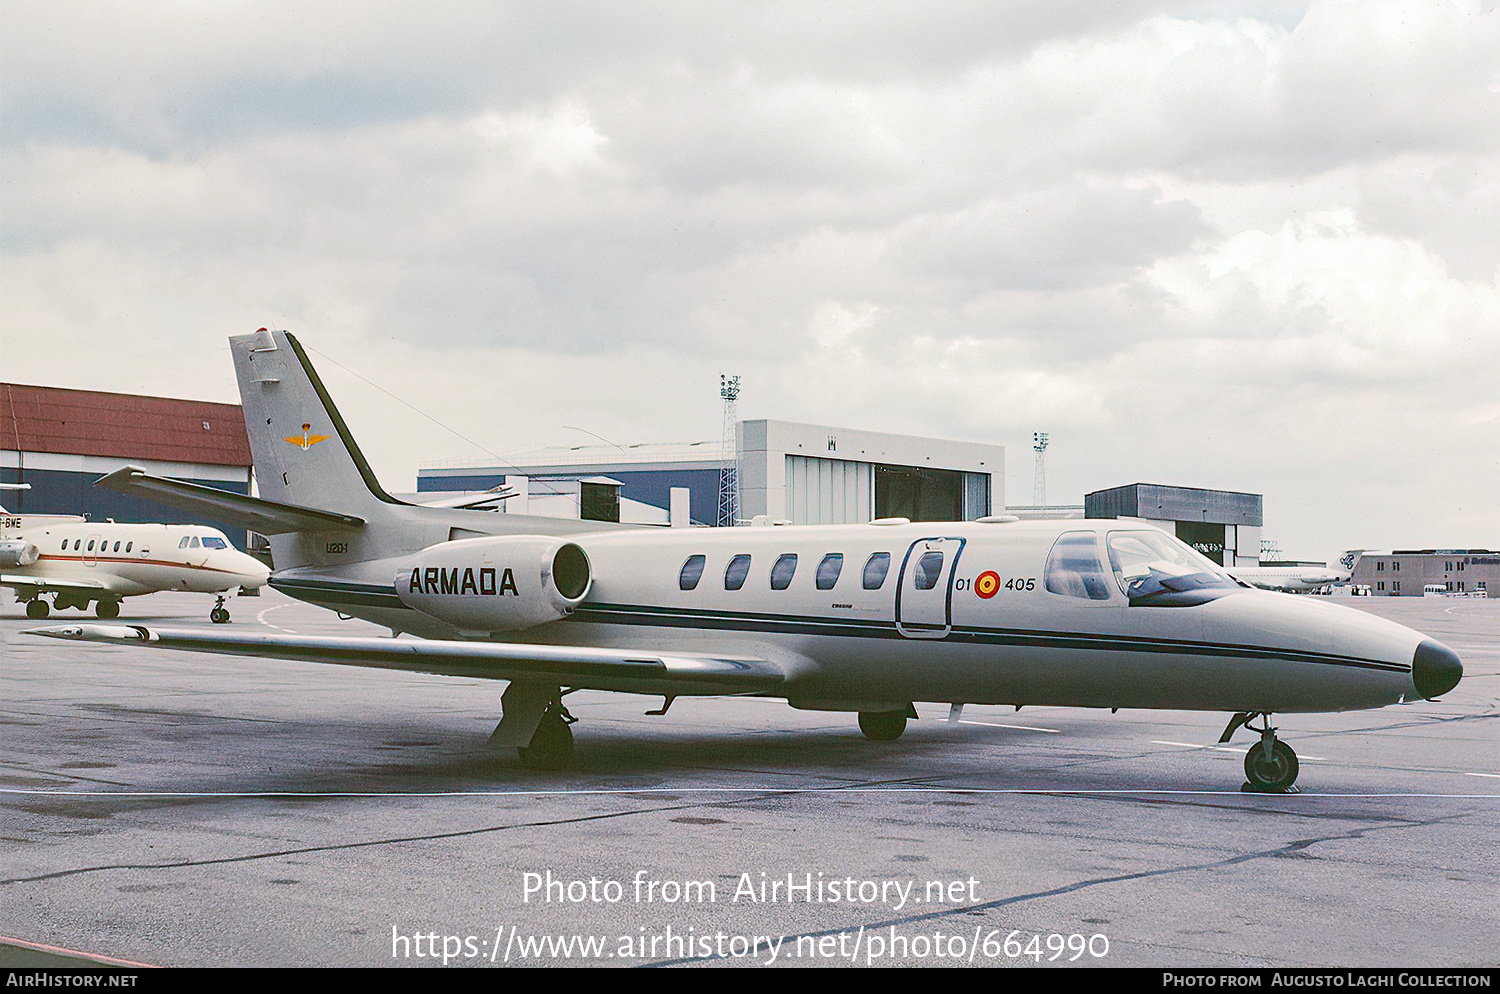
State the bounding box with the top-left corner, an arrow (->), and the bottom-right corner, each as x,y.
1032,432 -> 1049,507
717,374 -> 741,527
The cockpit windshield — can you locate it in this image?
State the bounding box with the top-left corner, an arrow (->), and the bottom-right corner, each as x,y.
1106,530 -> 1241,607
201,536 -> 229,550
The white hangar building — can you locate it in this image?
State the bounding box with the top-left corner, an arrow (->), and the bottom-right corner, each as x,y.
417,419 -> 1004,527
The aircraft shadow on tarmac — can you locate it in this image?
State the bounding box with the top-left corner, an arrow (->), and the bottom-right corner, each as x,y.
28,704 -> 1235,795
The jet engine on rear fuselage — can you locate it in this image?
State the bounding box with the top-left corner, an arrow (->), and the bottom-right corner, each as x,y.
394,535 -> 592,633
0,539 -> 40,568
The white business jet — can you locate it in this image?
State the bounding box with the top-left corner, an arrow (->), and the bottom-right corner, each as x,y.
3,505 -> 270,621
30,329 -> 1464,792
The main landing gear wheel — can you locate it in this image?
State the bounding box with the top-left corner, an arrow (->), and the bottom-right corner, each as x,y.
95,599 -> 120,620
517,706 -> 575,770
1244,739 -> 1299,793
25,599 -> 49,620
210,596 -> 230,624
858,710 -> 908,742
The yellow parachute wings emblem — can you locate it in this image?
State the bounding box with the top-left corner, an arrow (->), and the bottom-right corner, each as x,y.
283,423 -> 330,449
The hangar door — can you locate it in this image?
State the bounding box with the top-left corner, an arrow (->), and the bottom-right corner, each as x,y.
784,456 -> 873,525
876,465 -> 990,522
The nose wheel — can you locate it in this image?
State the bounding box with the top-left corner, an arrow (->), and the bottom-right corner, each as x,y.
1221,712 -> 1300,792
210,596 -> 231,624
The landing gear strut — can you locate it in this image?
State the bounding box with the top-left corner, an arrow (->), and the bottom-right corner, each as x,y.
517,701 -> 576,771
210,596 -> 231,624
1221,711 -> 1300,793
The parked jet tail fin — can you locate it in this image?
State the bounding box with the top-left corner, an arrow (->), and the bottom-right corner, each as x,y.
94,466 -> 363,535
229,328 -> 411,518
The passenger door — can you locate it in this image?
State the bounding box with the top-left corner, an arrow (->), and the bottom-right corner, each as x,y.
895,537 -> 965,638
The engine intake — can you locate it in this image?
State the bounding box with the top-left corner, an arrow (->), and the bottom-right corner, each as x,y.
395,535 -> 592,633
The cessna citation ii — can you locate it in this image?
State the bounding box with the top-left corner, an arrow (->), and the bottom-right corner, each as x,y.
2,507 -> 270,622
28,329 -> 1463,792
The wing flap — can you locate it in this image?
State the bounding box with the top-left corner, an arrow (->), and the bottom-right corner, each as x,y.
24,624 -> 787,696
94,466 -> 363,534
3,574 -> 110,593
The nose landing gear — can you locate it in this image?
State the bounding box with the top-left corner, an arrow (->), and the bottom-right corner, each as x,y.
210,595 -> 231,624
1221,711 -> 1300,793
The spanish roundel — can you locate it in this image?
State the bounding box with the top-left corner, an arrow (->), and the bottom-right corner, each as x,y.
975,571 -> 1001,599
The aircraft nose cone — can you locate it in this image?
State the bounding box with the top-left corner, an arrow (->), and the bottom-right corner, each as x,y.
1412,639 -> 1463,700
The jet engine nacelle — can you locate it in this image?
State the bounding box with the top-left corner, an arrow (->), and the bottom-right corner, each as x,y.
394,535 -> 592,633
0,539 -> 40,568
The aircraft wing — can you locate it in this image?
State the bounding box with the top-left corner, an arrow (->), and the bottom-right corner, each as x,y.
3,574 -> 110,594
25,624 -> 788,697
94,466 -> 364,534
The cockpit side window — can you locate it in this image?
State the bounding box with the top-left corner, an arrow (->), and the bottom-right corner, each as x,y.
1044,531 -> 1112,600
1106,530 -> 1239,607
179,537 -> 190,549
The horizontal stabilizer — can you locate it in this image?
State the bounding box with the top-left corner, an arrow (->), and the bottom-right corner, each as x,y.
25,624 -> 787,697
94,466 -> 364,534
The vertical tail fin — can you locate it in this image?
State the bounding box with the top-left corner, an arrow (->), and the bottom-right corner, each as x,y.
231,329 -> 406,517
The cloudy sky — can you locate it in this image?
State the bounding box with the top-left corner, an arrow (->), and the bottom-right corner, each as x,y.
3,1 -> 1496,562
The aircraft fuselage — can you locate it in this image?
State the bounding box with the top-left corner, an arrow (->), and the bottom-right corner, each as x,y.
269,518 -> 1436,716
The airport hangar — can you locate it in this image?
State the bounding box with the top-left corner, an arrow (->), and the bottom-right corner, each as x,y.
0,382 -> 254,547
417,420 -> 1269,571
416,419 -> 1003,527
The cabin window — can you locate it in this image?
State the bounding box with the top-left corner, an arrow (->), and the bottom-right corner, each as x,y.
863,553 -> 891,590
125,543 -> 132,553
724,554 -> 751,591
112,541 -> 121,552
679,554 -> 706,591
74,540 -> 81,550
913,551 -> 945,591
770,554 -> 798,590
1044,531 -> 1112,600
87,540 -> 96,551
816,553 -> 843,590
179,537 -> 190,549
